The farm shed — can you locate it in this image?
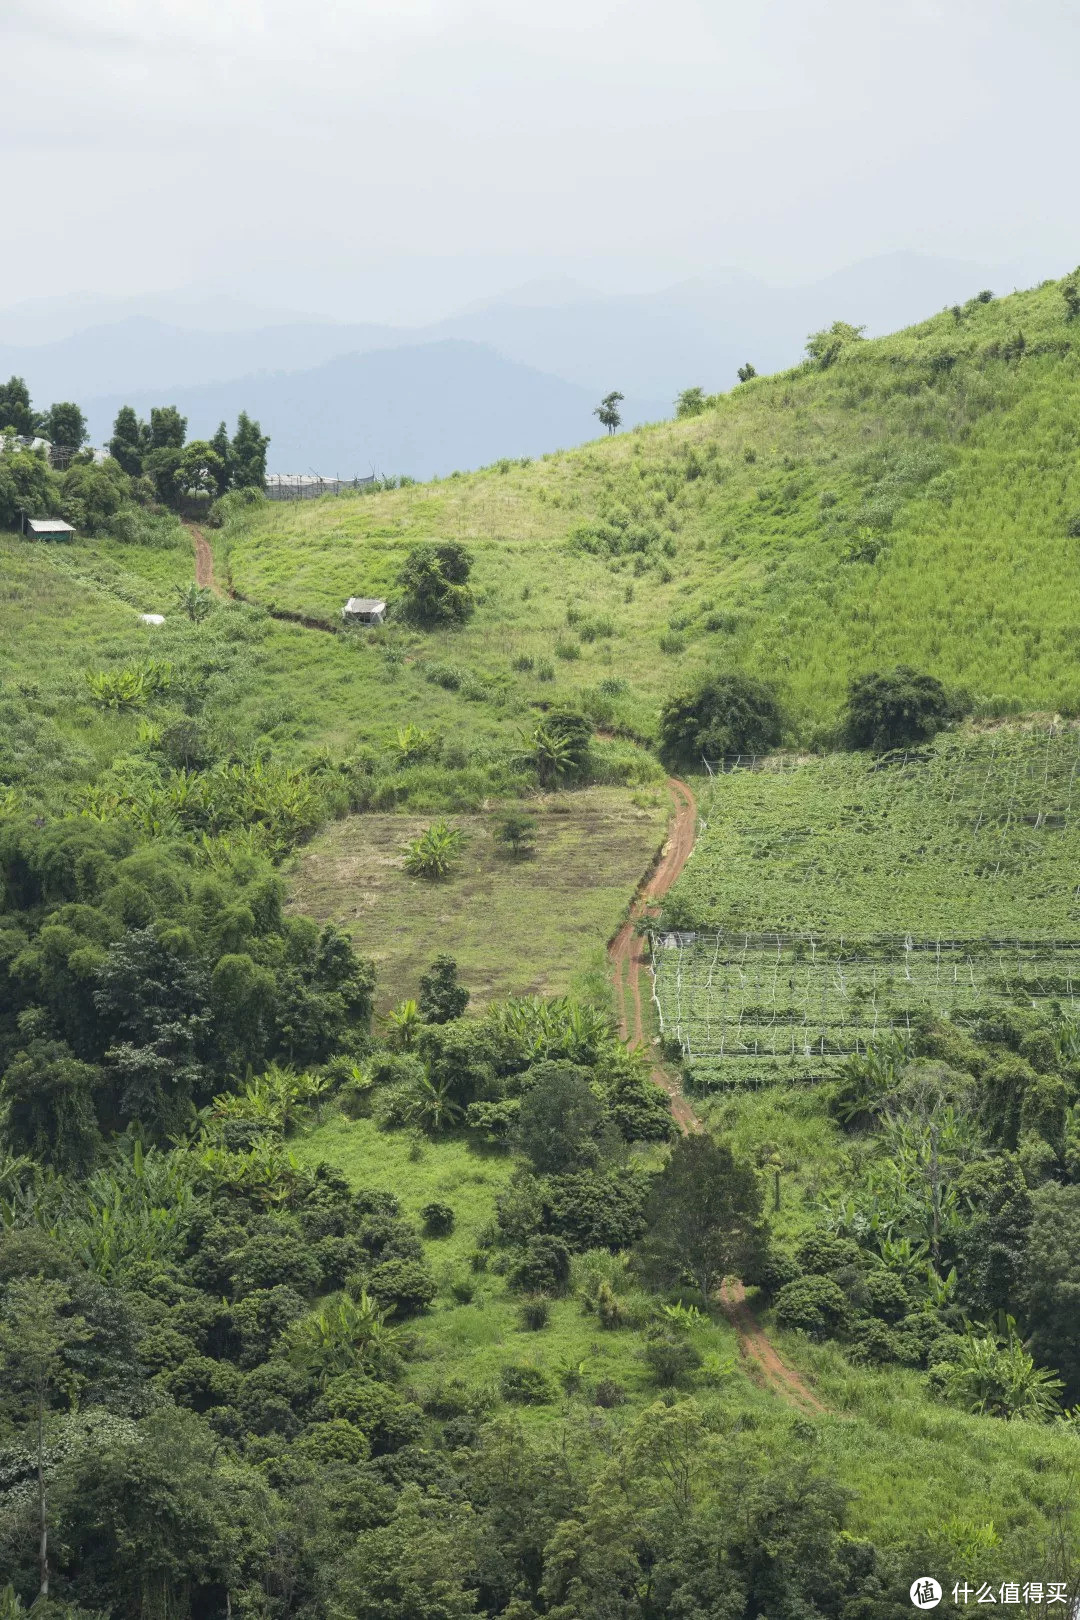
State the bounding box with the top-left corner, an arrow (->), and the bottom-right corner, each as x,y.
22,515 -> 75,541
342,596 -> 386,625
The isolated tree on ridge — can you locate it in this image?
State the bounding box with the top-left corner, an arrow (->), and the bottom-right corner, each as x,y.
594,390 -> 624,435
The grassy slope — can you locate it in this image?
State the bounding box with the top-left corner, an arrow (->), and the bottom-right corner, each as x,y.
218,273 -> 1080,741
287,786 -> 670,1011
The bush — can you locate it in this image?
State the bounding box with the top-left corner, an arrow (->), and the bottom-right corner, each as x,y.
774,1275 -> 849,1338
403,822 -> 465,879
848,1317 -> 902,1365
658,631 -> 686,656
511,1235 -> 572,1295
364,1258 -> 437,1316
862,1268 -> 909,1323
536,658 -> 555,683
517,1295 -> 552,1331
494,811 -> 538,858
844,665 -> 963,751
554,637 -> 581,661
1067,513 -> 1080,539
640,1332 -> 703,1387
398,541 -> 474,626
594,1377 -> 626,1408
420,1201 -> 455,1237
499,1363 -> 555,1404
660,671 -> 784,765
795,1233 -> 864,1277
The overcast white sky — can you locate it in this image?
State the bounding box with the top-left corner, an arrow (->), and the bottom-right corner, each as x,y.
4,0 -> 1078,324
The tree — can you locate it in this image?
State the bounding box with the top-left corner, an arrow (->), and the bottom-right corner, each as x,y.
659,671 -> 784,765
60,459 -> 131,535
41,402 -> 87,449
844,665 -> 959,751
175,440 -> 227,501
0,1279 -> 91,1599
149,405 -> 187,450
418,955 -> 469,1024
516,1060 -> 607,1174
0,444 -> 56,529
210,420 -> 233,494
594,390 -> 624,435
494,811 -> 537,858
1023,1183 -> 1080,1397
736,363 -> 757,383
0,1038 -> 101,1173
333,1483 -> 479,1619
675,387 -> 707,419
636,1134 -> 769,1302
519,706 -> 593,786
230,411 -> 270,489
109,405 -> 150,475
0,376 -> 34,436
805,321 -> 866,368
398,541 -> 475,626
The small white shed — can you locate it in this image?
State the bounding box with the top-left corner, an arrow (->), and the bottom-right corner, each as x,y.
342,596 -> 387,625
22,516 -> 75,541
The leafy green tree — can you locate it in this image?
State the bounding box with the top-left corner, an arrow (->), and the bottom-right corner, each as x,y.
332,1483 -> 479,1619
0,1279 -> 91,1599
418,955 -> 470,1024
518,707 -> 593,786
637,1134 -> 769,1302
0,1039 -> 101,1173
108,405 -> 150,475
175,440 -> 226,501
0,446 -> 56,529
149,405 -> 187,450
230,411 -> 270,489
1023,1182 -> 1080,1397
494,811 -> 537,857
845,665 -> 960,750
594,390 -> 624,434
59,459 -> 131,535
736,362 -> 757,382
805,320 -> 866,367
41,402 -> 87,449
660,670 -> 783,764
0,376 -> 34,435
516,1060 -> 606,1174
675,387 -> 707,419
398,541 -> 475,626
210,419 -> 233,494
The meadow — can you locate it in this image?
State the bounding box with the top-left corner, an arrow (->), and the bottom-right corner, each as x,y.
215,272 -> 1080,745
288,786 -> 670,1011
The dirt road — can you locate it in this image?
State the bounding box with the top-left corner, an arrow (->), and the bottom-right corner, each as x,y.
610,777 -> 823,1411
185,522 -> 221,595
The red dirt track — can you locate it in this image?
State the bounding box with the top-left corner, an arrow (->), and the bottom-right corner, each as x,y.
610,777 -> 823,1411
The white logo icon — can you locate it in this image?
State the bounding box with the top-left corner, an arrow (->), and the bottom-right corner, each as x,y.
910,1579 -> 943,1609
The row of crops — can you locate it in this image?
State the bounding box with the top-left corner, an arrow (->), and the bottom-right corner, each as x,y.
653,726 -> 1080,1086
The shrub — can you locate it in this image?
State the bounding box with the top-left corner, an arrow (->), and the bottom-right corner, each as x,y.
658,631 -> 686,656
424,661 -> 463,690
398,541 -> 474,626
1066,513 -> 1080,539
535,658 -> 555,683
773,1275 -> 849,1338
795,1233 -> 864,1276
844,665 -> 963,751
594,1377 -> 626,1408
517,1296 -> 551,1331
420,1201 -> 455,1237
500,1363 -> 555,1404
554,637 -> 581,661
640,1332 -> 703,1387
364,1258 -> 437,1316
512,1235 -> 572,1295
848,1317 -> 902,1365
418,955 -> 470,1024
402,821 -> 465,879
660,671 -> 783,766
494,811 -> 537,858
862,1269 -> 909,1323
511,653 -> 534,672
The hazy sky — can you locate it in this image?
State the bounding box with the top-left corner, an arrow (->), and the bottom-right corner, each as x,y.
5,0 -> 1077,324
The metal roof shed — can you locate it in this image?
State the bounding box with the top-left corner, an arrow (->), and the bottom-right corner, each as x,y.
342,597 -> 387,624
22,516 -> 76,540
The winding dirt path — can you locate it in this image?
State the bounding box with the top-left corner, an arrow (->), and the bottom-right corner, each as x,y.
610,778 -> 823,1412
185,522 -> 223,596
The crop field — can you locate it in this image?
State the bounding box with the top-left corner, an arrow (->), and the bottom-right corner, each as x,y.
656,725 -> 1080,1083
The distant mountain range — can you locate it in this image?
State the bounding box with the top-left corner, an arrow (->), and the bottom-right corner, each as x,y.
0,253 -> 1020,476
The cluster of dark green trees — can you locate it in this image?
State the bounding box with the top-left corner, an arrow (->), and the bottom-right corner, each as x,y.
0,372 -> 269,533
754,1010 -> 1080,1419
659,664 -> 966,764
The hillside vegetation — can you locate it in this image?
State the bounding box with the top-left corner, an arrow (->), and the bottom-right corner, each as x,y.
219,272 -> 1080,741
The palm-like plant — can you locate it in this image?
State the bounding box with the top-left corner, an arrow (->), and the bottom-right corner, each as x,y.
939,1320 -> 1063,1420
175,582 -> 213,623
403,1072 -> 463,1133
290,1290 -> 402,1384
403,821 -> 465,879
384,998 -> 421,1050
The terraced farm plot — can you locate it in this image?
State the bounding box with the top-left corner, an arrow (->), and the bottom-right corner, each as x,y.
656,726 -> 1080,1085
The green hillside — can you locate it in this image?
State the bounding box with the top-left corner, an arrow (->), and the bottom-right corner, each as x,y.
8,276 -> 1080,1612
218,272 -> 1080,741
